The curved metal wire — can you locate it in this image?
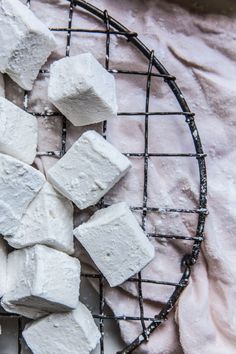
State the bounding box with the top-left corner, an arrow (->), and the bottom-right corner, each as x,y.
0,1 -> 207,353
65,1 -> 207,353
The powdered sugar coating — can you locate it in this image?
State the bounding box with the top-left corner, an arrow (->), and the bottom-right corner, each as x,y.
48,53 -> 117,126
0,97 -> 37,164
0,0 -> 56,90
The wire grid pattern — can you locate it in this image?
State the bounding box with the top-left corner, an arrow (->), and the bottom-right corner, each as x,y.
0,0 -> 208,353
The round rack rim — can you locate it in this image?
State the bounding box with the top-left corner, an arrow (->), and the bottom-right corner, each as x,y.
69,0 -> 208,353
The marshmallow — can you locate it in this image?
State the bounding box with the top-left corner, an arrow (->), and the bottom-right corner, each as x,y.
48,53 -> 117,126
1,300 -> 48,320
0,154 -> 45,236
0,0 -> 56,90
1,245 -> 81,314
23,302 -> 100,354
0,97 -> 37,164
47,130 -> 131,209
0,239 -> 7,298
74,202 -> 155,287
5,182 -> 74,255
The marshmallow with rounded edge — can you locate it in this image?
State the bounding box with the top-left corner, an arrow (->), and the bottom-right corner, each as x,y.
48,53 -> 117,126
5,182 -> 74,255
23,302 -> 100,354
74,202 -> 155,287
0,97 -> 37,164
0,153 -> 45,237
0,239 -> 7,298
0,0 -> 56,90
47,130 -> 131,209
1,245 -> 81,314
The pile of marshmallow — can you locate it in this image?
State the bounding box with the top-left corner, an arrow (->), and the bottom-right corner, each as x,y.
0,0 -> 155,353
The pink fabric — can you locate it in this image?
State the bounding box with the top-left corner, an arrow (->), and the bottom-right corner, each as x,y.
5,0 -> 236,353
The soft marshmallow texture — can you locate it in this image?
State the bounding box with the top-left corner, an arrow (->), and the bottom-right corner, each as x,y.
47,130 -> 131,209
74,202 -> 155,287
5,182 -> 74,254
0,97 -> 37,164
0,154 -> 45,236
1,245 -> 81,315
48,53 -> 117,126
0,0 -> 56,90
23,302 -> 101,354
0,239 -> 7,298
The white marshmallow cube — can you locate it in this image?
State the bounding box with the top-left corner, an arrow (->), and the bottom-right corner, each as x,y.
5,182 -> 74,255
1,245 -> 81,314
74,202 -> 155,287
23,302 -> 100,354
0,154 -> 45,236
0,0 -> 56,90
47,130 -> 131,209
0,239 -> 7,298
0,97 -> 37,164
48,53 -> 117,126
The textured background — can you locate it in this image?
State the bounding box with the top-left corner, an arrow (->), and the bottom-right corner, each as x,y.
0,0 -> 236,353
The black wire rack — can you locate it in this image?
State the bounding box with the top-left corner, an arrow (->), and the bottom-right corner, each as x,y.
0,0 -> 208,353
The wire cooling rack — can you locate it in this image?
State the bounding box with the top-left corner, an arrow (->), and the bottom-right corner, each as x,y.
0,0 -> 208,353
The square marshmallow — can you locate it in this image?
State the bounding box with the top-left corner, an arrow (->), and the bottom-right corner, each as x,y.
74,202 -> 155,287
0,239 -> 7,298
0,0 -> 56,90
47,130 -> 131,209
1,245 -> 81,314
0,153 -> 45,236
5,182 -> 74,255
0,97 -> 37,164
23,302 -> 100,354
48,53 -> 117,126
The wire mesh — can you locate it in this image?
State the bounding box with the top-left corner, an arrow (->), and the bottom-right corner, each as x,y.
0,0 -> 208,353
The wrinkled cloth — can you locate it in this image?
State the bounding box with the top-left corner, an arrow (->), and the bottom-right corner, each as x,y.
4,0 -> 236,353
